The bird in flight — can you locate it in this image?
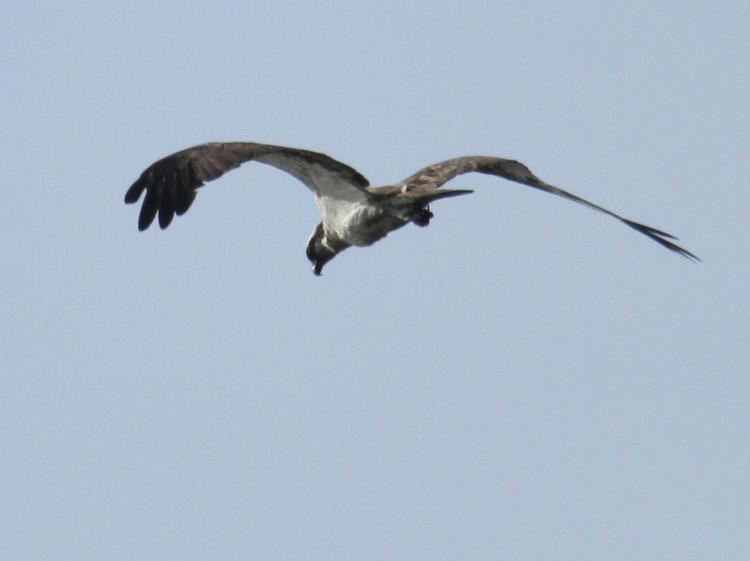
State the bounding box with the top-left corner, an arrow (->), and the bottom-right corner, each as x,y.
125,142 -> 699,275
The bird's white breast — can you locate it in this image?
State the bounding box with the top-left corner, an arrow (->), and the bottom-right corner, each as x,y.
315,195 -> 384,246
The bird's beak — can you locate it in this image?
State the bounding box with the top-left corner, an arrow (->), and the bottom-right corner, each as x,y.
313,262 -> 323,276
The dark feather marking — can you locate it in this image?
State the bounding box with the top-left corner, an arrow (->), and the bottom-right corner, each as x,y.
138,175 -> 163,231
158,170 -> 177,229
124,175 -> 147,204
622,220 -> 700,261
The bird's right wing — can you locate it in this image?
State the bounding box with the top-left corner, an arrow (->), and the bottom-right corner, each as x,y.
124,142 -> 370,230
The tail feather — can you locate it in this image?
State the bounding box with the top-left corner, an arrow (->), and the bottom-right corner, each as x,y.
406,188 -> 474,206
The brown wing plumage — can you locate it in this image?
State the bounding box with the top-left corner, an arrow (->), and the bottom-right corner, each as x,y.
400,156 -> 699,261
124,142 -> 370,231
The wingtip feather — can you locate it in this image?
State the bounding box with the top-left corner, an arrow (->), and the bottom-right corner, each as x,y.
623,219 -> 700,262
124,178 -> 146,204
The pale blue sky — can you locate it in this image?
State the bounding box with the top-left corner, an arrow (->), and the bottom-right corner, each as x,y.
3,1 -> 748,560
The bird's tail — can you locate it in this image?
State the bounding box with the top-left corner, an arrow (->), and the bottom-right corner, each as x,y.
400,188 -> 474,206
381,188 -> 473,226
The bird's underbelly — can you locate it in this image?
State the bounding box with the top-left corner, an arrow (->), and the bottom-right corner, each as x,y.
318,199 -> 405,247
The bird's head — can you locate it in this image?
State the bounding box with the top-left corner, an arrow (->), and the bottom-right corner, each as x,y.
305,223 -> 338,276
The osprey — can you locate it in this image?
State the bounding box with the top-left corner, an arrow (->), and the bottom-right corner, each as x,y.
124,142 -> 699,274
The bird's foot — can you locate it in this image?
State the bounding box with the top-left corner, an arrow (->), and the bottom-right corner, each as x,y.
412,208 -> 433,227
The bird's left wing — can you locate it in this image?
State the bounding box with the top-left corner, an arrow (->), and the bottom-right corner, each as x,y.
124,142 -> 370,230
399,156 -> 699,261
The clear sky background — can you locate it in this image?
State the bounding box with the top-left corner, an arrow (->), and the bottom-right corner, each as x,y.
3,1 -> 748,560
